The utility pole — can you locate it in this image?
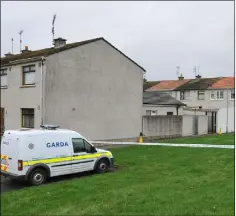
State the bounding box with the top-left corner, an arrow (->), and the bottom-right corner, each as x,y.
11,38 -> 14,53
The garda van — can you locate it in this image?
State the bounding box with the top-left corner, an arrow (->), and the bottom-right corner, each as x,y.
1,125 -> 114,186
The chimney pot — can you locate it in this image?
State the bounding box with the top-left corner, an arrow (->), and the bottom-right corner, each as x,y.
54,37 -> 67,48
196,74 -> 202,80
4,52 -> 13,57
21,46 -> 31,54
178,73 -> 184,80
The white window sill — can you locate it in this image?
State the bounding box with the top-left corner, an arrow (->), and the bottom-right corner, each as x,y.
210,99 -> 224,101
20,85 -> 36,88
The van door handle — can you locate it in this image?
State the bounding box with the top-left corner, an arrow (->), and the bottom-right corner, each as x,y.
8,157 -> 12,160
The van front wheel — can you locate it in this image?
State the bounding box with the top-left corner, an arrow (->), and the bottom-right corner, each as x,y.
28,169 -> 47,186
95,159 -> 109,174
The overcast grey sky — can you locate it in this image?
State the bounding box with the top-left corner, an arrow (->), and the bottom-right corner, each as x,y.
1,1 -> 234,80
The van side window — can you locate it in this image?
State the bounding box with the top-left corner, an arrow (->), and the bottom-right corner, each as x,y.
72,138 -> 92,153
84,140 -> 92,153
72,138 -> 86,153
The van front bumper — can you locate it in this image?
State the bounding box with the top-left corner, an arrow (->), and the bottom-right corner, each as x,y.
1,170 -> 25,180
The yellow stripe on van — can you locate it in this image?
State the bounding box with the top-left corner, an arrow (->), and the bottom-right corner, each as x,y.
23,152 -> 112,167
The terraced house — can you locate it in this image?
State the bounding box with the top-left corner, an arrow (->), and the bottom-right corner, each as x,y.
145,75 -> 235,133
0,37 -> 145,140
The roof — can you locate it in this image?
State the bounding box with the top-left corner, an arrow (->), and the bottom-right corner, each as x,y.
175,77 -> 222,91
208,77 -> 235,89
1,37 -> 145,71
146,79 -> 190,91
143,81 -> 160,91
4,128 -> 82,136
143,91 -> 186,106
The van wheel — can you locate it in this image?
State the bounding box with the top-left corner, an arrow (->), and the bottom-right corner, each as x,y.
95,159 -> 109,174
29,169 -> 47,186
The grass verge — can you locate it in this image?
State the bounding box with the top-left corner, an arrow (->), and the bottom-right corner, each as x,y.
155,133 -> 235,145
2,146 -> 234,216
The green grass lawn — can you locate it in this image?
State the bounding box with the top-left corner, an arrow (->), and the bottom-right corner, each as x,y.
154,133 -> 235,145
2,146 -> 234,216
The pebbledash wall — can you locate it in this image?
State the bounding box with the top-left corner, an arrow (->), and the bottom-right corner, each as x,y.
44,40 -> 144,141
142,115 -> 208,138
217,107 -> 235,133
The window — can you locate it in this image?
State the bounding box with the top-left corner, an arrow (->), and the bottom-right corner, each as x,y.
21,108 -> 34,128
210,91 -> 224,100
1,68 -> 7,88
210,91 -> 215,100
180,91 -> 190,100
146,110 -> 157,116
72,138 -> 92,153
198,91 -> 205,100
231,90 -> 235,100
167,112 -> 173,116
22,65 -> 36,85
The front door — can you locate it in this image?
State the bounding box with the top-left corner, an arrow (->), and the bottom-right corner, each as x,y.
71,138 -> 96,173
0,108 -> 4,136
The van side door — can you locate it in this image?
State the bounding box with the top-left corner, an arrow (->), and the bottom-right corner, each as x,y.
71,138 -> 96,173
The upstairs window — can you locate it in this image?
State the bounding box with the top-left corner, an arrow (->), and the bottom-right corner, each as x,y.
180,91 -> 190,100
210,91 -> 224,100
0,68 -> 7,88
22,65 -> 36,85
197,91 -> 205,100
231,90 -> 235,100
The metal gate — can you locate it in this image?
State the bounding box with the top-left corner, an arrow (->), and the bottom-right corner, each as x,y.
208,112 -> 217,134
193,115 -> 198,135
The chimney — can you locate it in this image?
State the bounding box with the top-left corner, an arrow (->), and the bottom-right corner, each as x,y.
4,52 -> 14,57
195,74 -> 202,80
178,73 -> 184,80
21,46 -> 31,54
53,37 -> 67,48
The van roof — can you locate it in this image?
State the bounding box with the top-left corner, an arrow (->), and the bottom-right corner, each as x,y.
3,128 -> 83,137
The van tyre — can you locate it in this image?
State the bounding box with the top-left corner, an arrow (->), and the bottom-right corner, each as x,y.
28,168 -> 47,186
95,159 -> 109,174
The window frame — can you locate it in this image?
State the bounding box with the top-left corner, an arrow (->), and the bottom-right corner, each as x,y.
146,110 -> 157,116
230,90 -> 235,100
210,90 -> 224,100
72,138 -> 92,154
0,68 -> 7,88
180,91 -> 190,100
21,108 -> 34,128
197,90 -> 205,100
22,65 -> 36,86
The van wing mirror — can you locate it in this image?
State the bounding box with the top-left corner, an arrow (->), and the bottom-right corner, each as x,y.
91,146 -> 97,153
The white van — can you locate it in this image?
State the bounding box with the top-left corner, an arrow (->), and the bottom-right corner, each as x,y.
1,125 -> 114,186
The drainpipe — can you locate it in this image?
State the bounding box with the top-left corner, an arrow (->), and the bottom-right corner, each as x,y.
176,106 -> 179,116
40,57 -> 45,125
226,88 -> 229,133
